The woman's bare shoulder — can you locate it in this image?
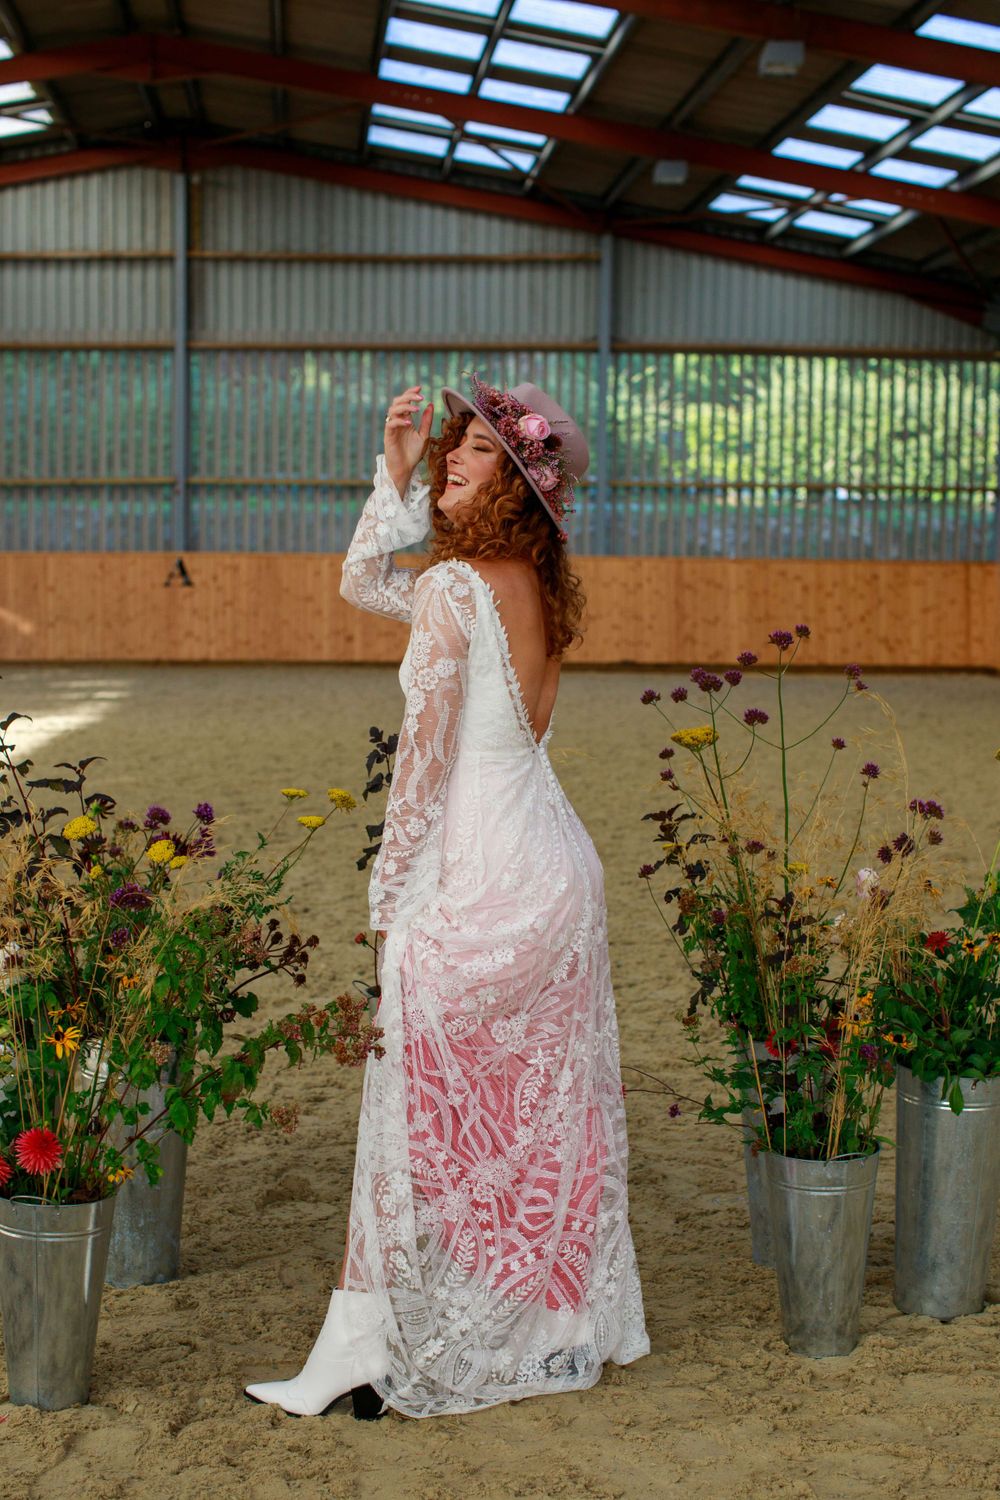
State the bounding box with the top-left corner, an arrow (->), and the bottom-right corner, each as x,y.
460,557 -> 537,598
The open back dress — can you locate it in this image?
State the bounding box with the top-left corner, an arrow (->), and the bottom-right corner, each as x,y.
339,458 -> 649,1418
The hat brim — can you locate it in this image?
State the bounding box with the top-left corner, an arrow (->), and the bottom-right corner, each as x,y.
439,386 -> 569,532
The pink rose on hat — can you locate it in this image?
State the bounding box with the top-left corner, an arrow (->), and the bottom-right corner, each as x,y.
529,464 -> 560,492
518,411 -> 551,441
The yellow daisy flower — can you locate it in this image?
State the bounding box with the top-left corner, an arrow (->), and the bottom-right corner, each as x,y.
107,1165 -> 134,1186
147,839 -> 176,864
327,788 -> 357,812
281,788 -> 309,800
63,815 -> 98,840
44,1024 -> 83,1059
670,726 -> 719,752
297,815 -> 326,829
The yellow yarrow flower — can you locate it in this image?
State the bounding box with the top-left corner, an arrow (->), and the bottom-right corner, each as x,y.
297,815 -> 326,829
63,815 -> 98,840
327,788 -> 357,812
44,1024 -> 83,1059
147,839 -> 176,864
281,788 -> 309,800
169,854 -> 188,869
670,726 -> 719,752
89,864 -> 103,878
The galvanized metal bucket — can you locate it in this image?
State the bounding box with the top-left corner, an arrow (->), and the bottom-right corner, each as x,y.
742,1107 -> 774,1267
895,1066 -> 1000,1321
78,1041 -> 189,1287
0,1193 -> 116,1409
765,1148 -> 879,1357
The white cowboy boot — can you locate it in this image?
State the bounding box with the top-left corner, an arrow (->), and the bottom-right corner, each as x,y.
245,1288 -> 388,1419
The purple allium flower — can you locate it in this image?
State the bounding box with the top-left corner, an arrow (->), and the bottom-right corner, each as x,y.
928,828 -> 944,845
737,651 -> 758,669
745,839 -> 765,855
710,908 -> 726,926
795,624 -> 811,639
660,768 -> 676,782
106,843 -> 123,858
108,925 -> 131,949
893,832 -> 915,856
638,864 -> 656,879
640,688 -> 661,705
143,804 -> 171,830
854,680 -> 869,693
724,669 -> 743,687
831,737 -> 846,751
859,1043 -> 879,1065
861,761 -> 880,781
670,686 -> 688,703
768,629 -> 794,651
877,845 -> 893,865
116,817 -> 139,833
668,1103 -> 682,1119
909,797 -> 943,821
194,802 -> 215,824
110,882 -> 152,911
691,668 -> 724,694
844,664 -> 863,680
744,707 -> 769,727
659,746 -> 675,760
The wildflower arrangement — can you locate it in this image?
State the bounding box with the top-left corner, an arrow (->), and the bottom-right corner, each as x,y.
468,374 -> 577,524
0,711 -> 384,1204
637,628 -> 939,1160
873,810 -> 1000,1112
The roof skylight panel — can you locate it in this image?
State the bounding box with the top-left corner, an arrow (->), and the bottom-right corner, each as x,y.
806,103 -> 908,143
21,108 -> 52,124
454,140 -> 536,171
371,104 -> 454,129
0,115 -> 46,138
0,82 -> 34,105
378,58 -> 473,94
745,206 -> 786,222
916,14 -> 1000,53
850,63 -> 963,107
709,192 -> 777,213
868,156 -> 958,186
492,38 -> 590,80
794,210 -> 874,239
508,0 -> 619,40
910,123 -> 1000,161
479,76 -> 571,111
367,124 -> 451,158
842,197 -> 901,217
420,0 -> 501,15
465,120 -> 548,146
0,40 -> 11,60
773,137 -> 865,168
385,18 -> 487,62
965,88 -> 1000,121
735,174 -> 814,199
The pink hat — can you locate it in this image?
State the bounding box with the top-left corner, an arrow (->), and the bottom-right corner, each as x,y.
440,376 -> 589,537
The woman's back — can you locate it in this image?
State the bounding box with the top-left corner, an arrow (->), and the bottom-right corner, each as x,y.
458,557 -> 560,744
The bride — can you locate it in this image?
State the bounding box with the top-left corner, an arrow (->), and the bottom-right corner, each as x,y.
246,376 -> 649,1420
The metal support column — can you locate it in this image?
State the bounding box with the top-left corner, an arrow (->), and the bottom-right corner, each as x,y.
595,232 -> 614,555
172,169 -> 191,551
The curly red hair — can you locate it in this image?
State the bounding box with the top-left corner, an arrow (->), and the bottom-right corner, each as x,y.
424,412 -> 586,658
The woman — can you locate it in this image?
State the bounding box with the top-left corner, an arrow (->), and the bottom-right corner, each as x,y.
246,377 -> 649,1420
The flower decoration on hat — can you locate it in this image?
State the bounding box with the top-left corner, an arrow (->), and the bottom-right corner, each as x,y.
468,374 -> 578,530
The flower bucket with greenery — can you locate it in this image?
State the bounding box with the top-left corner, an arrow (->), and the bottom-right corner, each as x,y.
634,628 -> 938,1353
878,820 -> 1000,1319
0,711 -> 384,1403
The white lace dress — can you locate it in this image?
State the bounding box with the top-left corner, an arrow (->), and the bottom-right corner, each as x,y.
339,457 -> 650,1418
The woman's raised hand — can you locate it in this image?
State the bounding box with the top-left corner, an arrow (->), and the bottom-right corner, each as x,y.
384,385 -> 434,499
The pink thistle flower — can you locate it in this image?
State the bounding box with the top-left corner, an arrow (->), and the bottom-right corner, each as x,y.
14,1127 -> 63,1176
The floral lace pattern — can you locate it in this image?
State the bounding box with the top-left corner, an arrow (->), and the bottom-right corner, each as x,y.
340,460 -> 650,1418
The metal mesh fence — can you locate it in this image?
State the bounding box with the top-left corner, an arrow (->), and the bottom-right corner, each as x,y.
2,347 -> 997,559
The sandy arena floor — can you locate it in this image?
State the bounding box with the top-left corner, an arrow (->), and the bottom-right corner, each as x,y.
1,661 -> 999,1500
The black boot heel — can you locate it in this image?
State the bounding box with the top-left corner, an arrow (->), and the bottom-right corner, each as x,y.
351,1383 -> 386,1421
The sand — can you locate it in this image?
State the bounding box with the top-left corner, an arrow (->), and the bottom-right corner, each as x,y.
2,661 -> 999,1500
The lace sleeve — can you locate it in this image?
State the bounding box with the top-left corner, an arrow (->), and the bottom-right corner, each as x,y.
369,565 -> 476,931
340,454 -> 432,622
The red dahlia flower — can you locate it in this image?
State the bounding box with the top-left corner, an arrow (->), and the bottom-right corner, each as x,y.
0,1154 -> 12,1186
14,1127 -> 63,1175
924,930 -> 951,954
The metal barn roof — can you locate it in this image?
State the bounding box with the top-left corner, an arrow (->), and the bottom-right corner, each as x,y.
0,1 -> 998,329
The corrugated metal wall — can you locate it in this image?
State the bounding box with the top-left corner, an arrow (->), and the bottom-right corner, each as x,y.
1,166 -> 997,558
